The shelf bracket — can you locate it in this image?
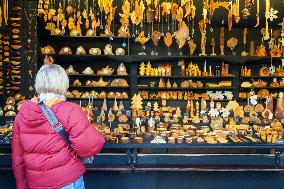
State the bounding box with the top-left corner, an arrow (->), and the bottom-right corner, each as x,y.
127,148 -> 132,165
132,148 -> 138,165
275,150 -> 281,167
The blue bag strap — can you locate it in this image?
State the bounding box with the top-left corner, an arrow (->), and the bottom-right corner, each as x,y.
38,101 -> 70,145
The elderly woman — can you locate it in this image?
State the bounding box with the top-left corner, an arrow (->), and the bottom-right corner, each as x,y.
12,56 -> 104,189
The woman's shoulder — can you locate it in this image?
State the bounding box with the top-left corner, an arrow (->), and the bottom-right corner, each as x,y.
60,101 -> 83,113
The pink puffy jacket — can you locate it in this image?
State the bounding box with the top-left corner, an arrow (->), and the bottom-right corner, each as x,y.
12,101 -> 104,189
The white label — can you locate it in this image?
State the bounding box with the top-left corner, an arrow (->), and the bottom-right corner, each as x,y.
119,67 -> 125,71
78,48 -> 83,53
268,113 -> 273,120
103,69 -> 108,74
64,48 -> 68,53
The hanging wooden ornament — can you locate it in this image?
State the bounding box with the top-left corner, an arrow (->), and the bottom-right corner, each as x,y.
264,0 -> 270,40
151,31 -> 162,47
220,27 -> 225,55
135,31 -> 150,46
164,32 -> 173,55
229,0 -> 240,23
228,2 -> 233,32
174,21 -> 189,49
188,39 -> 196,55
254,0 -> 260,27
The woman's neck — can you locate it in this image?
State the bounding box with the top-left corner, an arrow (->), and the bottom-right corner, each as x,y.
44,98 -> 65,108
39,93 -> 66,107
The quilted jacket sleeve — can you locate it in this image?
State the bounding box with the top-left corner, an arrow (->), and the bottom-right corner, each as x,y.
12,117 -> 29,189
68,107 -> 104,158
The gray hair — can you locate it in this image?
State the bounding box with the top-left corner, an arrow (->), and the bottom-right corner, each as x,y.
35,64 -> 69,95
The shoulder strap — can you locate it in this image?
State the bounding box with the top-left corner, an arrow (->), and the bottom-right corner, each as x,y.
38,101 -> 70,145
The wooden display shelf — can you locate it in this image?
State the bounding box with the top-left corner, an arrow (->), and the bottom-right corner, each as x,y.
240,87 -> 284,90
39,54 -> 131,63
138,87 -> 235,90
0,116 -> 16,119
39,35 -> 129,39
142,99 -> 230,102
241,76 -> 284,79
69,86 -> 130,89
68,74 -> 132,77
67,98 -> 130,101
137,76 -> 236,79
39,55 -> 284,63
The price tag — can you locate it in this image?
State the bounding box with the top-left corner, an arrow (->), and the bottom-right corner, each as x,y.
268,113 -> 273,120
169,119 -> 174,123
154,116 -> 160,122
145,106 -> 151,111
276,139 -> 284,145
126,110 -> 131,117
78,48 -> 83,53
264,125 -> 271,129
64,48 -> 69,53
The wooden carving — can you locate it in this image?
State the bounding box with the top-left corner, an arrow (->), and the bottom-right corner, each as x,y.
220,27 -> 225,55
209,0 -> 229,18
164,32 -> 173,47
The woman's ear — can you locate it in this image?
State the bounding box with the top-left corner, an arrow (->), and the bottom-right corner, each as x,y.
44,55 -> 54,65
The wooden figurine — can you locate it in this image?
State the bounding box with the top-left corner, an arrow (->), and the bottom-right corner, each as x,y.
139,62 -> 146,76
201,99 -> 207,112
255,45 -> 267,56
275,92 -> 284,119
270,45 -> 282,57
118,18 -> 130,37
196,101 -> 200,117
178,60 -> 186,76
210,37 -> 217,56
158,78 -> 165,88
153,102 -> 160,112
190,101 -> 194,118
145,62 -> 152,76
249,41 -> 255,56
221,62 -> 227,76
131,94 -> 143,115
198,19 -> 208,56
241,28 -> 248,56
166,79 -> 172,88
186,100 -> 191,113
113,98 -> 119,111
188,39 -> 197,55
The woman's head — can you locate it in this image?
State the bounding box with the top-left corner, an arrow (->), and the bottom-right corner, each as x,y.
35,63 -> 69,96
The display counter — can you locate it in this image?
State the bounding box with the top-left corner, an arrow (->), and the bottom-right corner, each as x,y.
1,143 -> 284,189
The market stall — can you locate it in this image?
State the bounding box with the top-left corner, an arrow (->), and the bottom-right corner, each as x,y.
0,0 -> 284,188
